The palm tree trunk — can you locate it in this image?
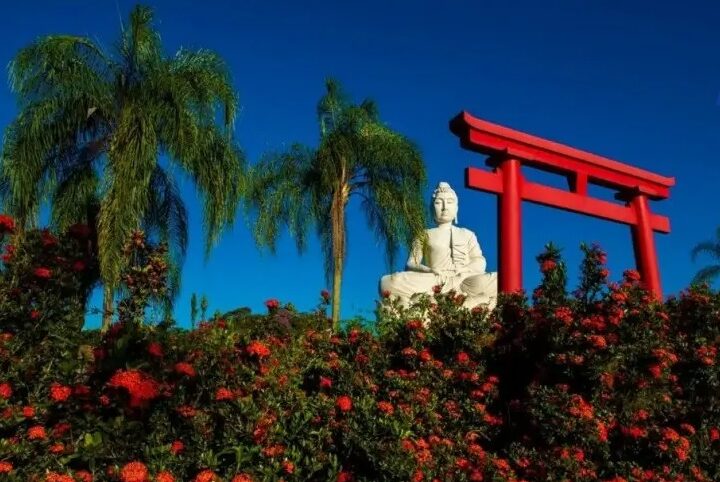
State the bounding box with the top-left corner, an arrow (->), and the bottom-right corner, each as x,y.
330,189 -> 346,331
102,285 -> 113,331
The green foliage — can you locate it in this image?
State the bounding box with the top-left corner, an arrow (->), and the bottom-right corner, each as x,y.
0,4 -> 244,325
691,226 -> 720,285
245,78 -> 426,328
1,222 -> 720,480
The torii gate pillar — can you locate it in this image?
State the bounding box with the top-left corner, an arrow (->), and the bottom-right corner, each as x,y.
450,112 -> 674,299
497,157 -> 523,293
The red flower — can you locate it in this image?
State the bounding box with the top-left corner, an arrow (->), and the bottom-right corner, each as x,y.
264,298 -> 280,310
405,319 -> 422,330
623,269 -> 641,282
50,383 -> 72,403
232,475 -> 254,482
147,342 -> 164,358
22,406 -> 35,418
28,425 -> 47,440
34,267 -> 52,279
0,215 -> 15,233
589,335 -> 608,349
174,362 -> 196,378
321,289 -> 331,301
282,460 -> 295,474
0,461 -> 12,474
107,370 -> 160,407
156,472 -> 175,482
72,260 -> 86,272
648,364 -> 663,379
336,395 -> 353,412
170,440 -> 185,455
622,426 -> 648,439
49,442 -> 65,454
709,427 -> 720,441
319,376 -> 333,389
76,471 -> 92,482
215,387 -> 235,401
554,306 -> 574,326
177,405 -> 197,418
337,471 -> 354,482
195,470 -> 220,482
541,259 -> 557,273
120,461 -> 148,482
46,473 -> 74,482
52,422 -> 72,437
377,401 -> 394,415
456,352 -> 470,365
0,382 -> 12,399
247,340 -> 271,358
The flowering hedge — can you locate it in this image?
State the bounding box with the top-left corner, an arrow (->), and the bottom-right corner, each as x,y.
0,219 -> 719,481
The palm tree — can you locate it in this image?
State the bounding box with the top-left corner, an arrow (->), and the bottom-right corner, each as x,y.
0,5 -> 244,329
691,226 -> 720,285
246,79 -> 426,329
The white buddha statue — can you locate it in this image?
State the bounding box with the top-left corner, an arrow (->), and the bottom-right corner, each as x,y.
379,182 -> 497,310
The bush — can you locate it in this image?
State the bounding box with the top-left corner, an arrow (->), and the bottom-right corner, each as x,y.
0,218 -> 718,481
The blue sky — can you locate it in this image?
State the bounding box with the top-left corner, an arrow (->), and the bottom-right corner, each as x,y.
2,0 -> 719,328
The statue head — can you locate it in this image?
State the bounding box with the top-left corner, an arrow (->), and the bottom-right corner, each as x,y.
431,181 -> 458,225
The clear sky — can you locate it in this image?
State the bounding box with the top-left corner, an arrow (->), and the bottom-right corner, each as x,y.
2,0 -> 719,328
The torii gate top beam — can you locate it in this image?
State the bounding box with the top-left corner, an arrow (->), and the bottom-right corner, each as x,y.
450,111 -> 675,200
449,110 -> 675,298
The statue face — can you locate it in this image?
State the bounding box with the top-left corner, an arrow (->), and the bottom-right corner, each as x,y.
433,192 -> 458,224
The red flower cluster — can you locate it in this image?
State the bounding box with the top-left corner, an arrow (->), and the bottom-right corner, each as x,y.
120,461 -> 148,482
336,395 -> 353,412
0,382 -> 12,399
33,267 -> 52,279
174,362 -> 197,377
50,383 -> 72,403
0,215 -> 15,233
107,370 -> 160,407
247,340 -> 271,358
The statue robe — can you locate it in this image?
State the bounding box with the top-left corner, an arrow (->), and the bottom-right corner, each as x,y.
380,225 -> 497,307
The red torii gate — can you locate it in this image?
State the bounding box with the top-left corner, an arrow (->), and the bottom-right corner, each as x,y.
449,111 -> 675,299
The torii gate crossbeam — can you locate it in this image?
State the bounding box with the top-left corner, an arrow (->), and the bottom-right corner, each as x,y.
449,111 -> 675,298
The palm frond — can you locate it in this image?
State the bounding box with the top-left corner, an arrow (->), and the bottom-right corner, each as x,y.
245,145 -> 314,254
692,264 -> 720,285
691,240 -> 720,262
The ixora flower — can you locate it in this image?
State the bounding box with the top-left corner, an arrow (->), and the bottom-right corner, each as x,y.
264,298 -> 280,310
45,473 -> 75,482
540,259 -> 557,273
0,461 -> 12,474
75,470 -> 93,482
50,383 -> 73,403
27,425 -> 47,440
174,362 -> 197,377
231,475 -> 254,482
156,472 -> 175,482
0,215 -> 15,233
33,267 -> 52,279
215,387 -> 235,401
336,395 -> 353,412
194,469 -> 220,482
107,369 -> 160,407
120,461 -> 148,482
0,382 -> 12,399
170,440 -> 185,455
246,340 -> 271,358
